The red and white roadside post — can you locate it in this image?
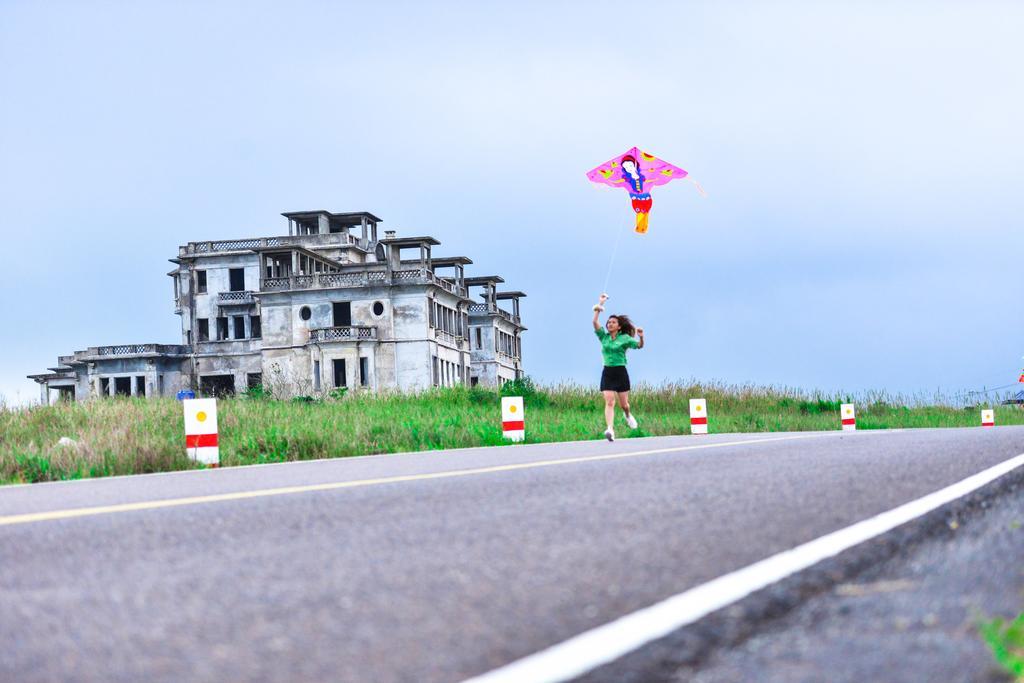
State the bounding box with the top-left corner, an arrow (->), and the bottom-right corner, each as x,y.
841,403 -> 856,431
689,398 -> 708,435
981,409 -> 995,428
501,396 -> 525,442
184,398 -> 220,466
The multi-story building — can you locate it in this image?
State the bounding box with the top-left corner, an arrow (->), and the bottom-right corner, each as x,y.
28,210 -> 526,403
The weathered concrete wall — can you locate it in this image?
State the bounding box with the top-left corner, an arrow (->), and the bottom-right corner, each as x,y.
194,351 -> 262,395
76,357 -> 189,399
178,253 -> 262,347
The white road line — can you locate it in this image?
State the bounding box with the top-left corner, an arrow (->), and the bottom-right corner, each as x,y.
0,431 -> 840,491
461,451 -> 1024,683
0,433 -> 836,526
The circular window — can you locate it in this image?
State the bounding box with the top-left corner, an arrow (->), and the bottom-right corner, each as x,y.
299,306 -> 312,321
373,301 -> 385,316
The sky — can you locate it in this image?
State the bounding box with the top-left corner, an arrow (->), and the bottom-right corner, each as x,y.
1,0 -> 1022,405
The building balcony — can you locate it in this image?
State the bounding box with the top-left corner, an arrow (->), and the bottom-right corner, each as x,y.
263,270 -> 388,292
468,303 -> 521,325
261,268 -> 466,297
308,326 -> 378,343
497,351 -> 519,366
434,330 -> 466,349
218,291 -> 256,306
92,344 -> 190,358
424,271 -> 467,297
180,233 -> 358,257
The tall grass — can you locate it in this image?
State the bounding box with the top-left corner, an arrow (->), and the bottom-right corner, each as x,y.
2,380 -> 1021,485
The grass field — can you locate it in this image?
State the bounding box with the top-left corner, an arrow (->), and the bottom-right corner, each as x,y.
2,380 -> 1021,485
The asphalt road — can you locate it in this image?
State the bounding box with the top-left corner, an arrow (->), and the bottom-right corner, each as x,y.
2,427 -> 1023,682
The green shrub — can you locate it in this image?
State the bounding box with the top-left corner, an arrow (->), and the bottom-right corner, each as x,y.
979,612 -> 1024,679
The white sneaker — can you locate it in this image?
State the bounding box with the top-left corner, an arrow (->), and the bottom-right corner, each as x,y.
626,414 -> 639,430
604,428 -> 615,442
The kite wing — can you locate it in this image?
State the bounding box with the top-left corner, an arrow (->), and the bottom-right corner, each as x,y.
585,149 -> 633,188
586,147 -> 690,190
635,149 -> 689,188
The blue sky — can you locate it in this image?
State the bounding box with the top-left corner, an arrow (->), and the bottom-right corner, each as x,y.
1,1 -> 1022,404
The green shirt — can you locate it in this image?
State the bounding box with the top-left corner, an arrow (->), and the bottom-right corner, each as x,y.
595,327 -> 639,367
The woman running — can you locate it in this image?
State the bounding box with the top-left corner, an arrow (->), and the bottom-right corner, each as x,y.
592,293 -> 644,441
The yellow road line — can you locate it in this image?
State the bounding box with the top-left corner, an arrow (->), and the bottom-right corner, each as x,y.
0,433 -> 833,527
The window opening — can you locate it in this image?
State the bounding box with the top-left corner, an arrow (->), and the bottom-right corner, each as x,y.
233,316 -> 245,340
197,318 -> 209,342
197,270 -> 207,294
333,359 -> 347,388
333,301 -> 352,327
359,357 -> 369,386
135,376 -> 146,397
299,306 -> 312,321
250,315 -> 261,339
200,375 -> 235,397
229,268 -> 245,292
217,317 -> 229,340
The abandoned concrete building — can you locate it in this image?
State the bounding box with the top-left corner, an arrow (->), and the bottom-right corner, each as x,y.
29,210 -> 527,402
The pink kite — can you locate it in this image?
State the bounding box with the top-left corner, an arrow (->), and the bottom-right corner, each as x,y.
586,147 -> 700,234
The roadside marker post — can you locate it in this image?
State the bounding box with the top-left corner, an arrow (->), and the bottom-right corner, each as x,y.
502,396 -> 525,442
689,398 -> 708,435
841,403 -> 856,431
981,409 -> 995,428
184,398 -> 220,466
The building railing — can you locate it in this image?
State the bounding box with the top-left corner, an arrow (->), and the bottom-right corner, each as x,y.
308,326 -> 378,342
218,291 -> 255,304
434,330 -> 465,349
262,277 -> 291,291
468,303 -> 521,325
260,268 -> 464,296
95,344 -> 188,357
424,271 -> 466,297
180,233 -> 358,256
497,351 -> 518,365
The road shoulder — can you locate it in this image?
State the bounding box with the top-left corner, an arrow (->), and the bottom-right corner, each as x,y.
580,464 -> 1024,683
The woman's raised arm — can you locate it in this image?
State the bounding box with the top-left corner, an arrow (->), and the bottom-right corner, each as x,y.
592,293 -> 608,330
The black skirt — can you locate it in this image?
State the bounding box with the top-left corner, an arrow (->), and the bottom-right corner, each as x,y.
600,365 -> 631,392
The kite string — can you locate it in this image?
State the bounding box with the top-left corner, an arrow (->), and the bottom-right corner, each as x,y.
601,222 -> 626,296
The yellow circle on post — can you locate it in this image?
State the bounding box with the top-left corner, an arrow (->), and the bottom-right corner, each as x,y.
696,405 -> 702,412
196,411 -> 207,423
509,405 -> 517,413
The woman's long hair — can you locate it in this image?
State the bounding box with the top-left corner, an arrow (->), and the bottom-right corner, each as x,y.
608,314 -> 636,337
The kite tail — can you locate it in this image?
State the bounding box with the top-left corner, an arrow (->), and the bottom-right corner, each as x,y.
634,212 -> 649,234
